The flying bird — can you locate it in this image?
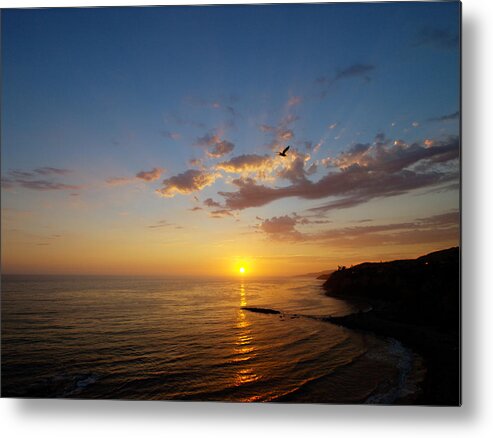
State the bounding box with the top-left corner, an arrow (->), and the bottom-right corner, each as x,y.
278,145 -> 290,157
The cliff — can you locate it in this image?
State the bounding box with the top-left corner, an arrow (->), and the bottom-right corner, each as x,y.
323,247 -> 460,405
323,247 -> 460,331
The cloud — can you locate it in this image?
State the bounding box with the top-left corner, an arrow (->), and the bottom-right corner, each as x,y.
258,210 -> 459,247
1,178 -> 15,189
188,158 -> 206,170
208,142 -> 235,158
34,167 -> 72,176
209,209 -> 235,219
260,124 -> 275,133
106,177 -> 134,186
216,149 -> 315,184
259,215 -> 302,241
335,63 -> 375,81
195,133 -> 235,158
374,132 -> 387,144
316,63 -> 375,98
217,136 -> 459,212
278,129 -> 294,141
215,154 -> 276,178
414,26 -> 459,50
2,167 -> 82,191
8,167 -> 72,179
147,219 -> 172,229
106,168 -> 164,186
259,113 -> 299,152
156,169 -> 220,197
17,180 -> 81,190
427,111 -> 460,122
318,63 -> 375,86
276,153 -> 312,183
136,167 -> 164,182
204,198 -> 222,208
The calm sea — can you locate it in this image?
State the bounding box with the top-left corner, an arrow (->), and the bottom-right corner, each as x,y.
1,275 -> 423,403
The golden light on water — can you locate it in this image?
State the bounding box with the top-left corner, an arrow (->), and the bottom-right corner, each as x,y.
234,282 -> 261,393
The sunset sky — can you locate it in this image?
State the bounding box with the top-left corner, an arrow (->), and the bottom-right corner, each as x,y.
1,3 -> 460,276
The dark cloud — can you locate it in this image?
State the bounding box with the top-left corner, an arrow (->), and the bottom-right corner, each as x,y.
259,113 -> 299,152
147,219 -> 172,229
276,156 -> 310,183
203,198 -> 222,208
427,111 -> 460,123
156,169 -> 220,198
1,178 -> 15,189
317,63 -> 375,88
259,215 -> 303,241
209,209 -> 235,219
3,167 -> 81,191
414,26 -> 459,50
8,170 -> 34,179
334,64 -> 375,81
16,180 -> 81,191
218,136 -> 459,212
33,167 -> 72,176
195,133 -> 235,158
188,158 -> 205,170
136,167 -> 164,182
258,210 -> 459,248
374,132 -> 387,144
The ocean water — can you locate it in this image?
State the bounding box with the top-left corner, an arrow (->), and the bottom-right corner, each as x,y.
1,275 -> 423,403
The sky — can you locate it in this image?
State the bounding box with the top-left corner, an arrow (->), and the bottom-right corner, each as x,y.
1,2 -> 460,276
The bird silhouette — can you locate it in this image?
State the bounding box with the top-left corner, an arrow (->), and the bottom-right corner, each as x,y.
278,145 -> 290,157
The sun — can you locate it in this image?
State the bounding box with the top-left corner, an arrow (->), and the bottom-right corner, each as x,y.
239,266 -> 246,274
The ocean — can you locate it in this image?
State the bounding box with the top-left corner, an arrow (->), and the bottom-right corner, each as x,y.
1,275 -> 423,403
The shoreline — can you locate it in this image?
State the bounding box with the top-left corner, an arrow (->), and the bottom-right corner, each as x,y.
321,247 -> 460,406
242,303 -> 427,405
323,306 -> 460,406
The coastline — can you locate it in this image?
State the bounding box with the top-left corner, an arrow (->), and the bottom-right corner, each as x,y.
323,306 -> 459,405
243,247 -> 460,405
242,302 -> 427,404
321,247 -> 460,406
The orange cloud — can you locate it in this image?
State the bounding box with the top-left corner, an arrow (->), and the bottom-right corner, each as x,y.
156,169 -> 220,197
215,154 -> 278,179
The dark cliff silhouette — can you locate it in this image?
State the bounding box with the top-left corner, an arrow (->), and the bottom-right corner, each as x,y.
322,247 -> 460,405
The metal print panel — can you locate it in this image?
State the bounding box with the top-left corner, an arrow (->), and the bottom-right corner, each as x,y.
1,2 -> 461,405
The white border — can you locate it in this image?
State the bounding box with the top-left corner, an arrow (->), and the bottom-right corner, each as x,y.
2,0 -> 493,437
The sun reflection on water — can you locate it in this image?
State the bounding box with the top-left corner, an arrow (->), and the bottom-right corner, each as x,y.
234,282 -> 261,389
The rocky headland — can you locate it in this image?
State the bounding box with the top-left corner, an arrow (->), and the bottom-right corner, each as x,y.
322,247 -> 460,405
